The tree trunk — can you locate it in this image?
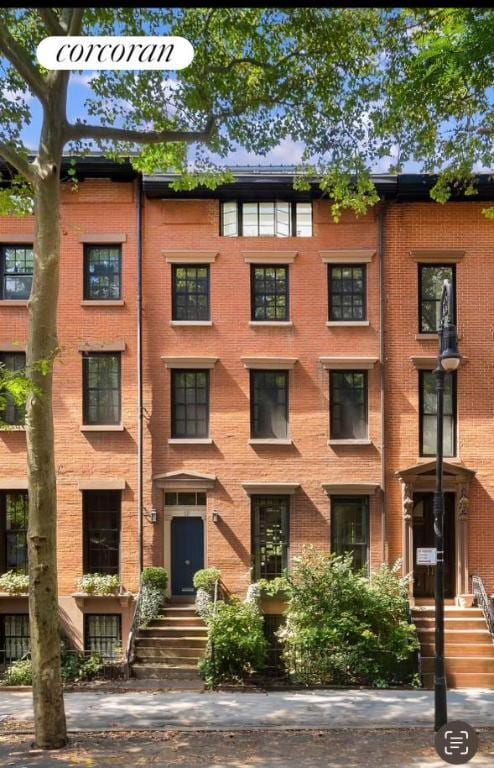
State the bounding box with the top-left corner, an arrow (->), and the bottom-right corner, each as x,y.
26,122 -> 66,747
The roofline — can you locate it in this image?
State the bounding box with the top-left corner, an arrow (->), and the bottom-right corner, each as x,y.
1,156 -> 493,202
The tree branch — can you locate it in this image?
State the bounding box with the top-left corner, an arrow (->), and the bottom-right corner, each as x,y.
0,143 -> 36,182
67,8 -> 85,37
66,116 -> 216,145
0,25 -> 46,102
38,9 -> 66,36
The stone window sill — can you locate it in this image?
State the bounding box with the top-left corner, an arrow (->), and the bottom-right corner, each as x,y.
170,320 -> 213,327
168,438 -> 213,445
249,321 -> 293,327
328,439 -> 372,446
72,591 -> 133,607
415,332 -> 463,341
0,591 -> 28,598
327,320 -> 370,327
249,438 -> 293,445
0,300 -> 29,306
0,425 -> 25,432
80,424 -> 125,432
81,300 -> 125,307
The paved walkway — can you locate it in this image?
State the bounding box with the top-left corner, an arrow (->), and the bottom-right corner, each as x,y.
2,689 -> 494,731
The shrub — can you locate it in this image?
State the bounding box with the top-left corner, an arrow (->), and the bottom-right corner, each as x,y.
195,587 -> 213,619
0,570 -> 29,595
141,567 -> 168,590
60,647 -> 104,682
139,584 -> 165,627
199,597 -> 268,686
279,547 -> 419,688
255,576 -> 290,598
2,658 -> 32,686
76,573 -> 120,596
193,568 -> 222,593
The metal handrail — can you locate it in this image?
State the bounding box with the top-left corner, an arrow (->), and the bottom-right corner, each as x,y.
472,575 -> 494,636
126,587 -> 143,673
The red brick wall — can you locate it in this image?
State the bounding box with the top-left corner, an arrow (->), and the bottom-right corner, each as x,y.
384,201 -> 494,594
142,198 -> 383,595
0,179 -> 140,646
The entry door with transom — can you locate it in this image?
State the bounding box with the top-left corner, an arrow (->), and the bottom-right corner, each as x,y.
412,492 -> 455,598
171,516 -> 204,596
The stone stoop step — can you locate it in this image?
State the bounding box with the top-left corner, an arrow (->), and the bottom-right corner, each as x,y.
131,601 -> 207,684
412,606 -> 494,689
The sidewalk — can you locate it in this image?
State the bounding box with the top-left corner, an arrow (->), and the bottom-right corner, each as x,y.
2,688 -> 494,731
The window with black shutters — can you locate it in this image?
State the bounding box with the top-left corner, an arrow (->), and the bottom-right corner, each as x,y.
0,245 -> 33,300
330,371 -> 368,440
84,614 -> 121,659
84,245 -> 121,300
252,496 -> 289,580
251,265 -> 289,321
0,352 -> 26,426
329,265 -> 366,321
172,265 -> 210,321
83,353 -> 121,425
0,614 -> 30,664
419,370 -> 456,457
251,370 -> 288,439
171,370 -> 209,438
419,264 -> 455,332
331,496 -> 369,573
83,491 -> 121,575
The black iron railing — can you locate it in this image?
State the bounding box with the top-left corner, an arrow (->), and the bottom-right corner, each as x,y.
125,589 -> 142,672
472,575 -> 494,636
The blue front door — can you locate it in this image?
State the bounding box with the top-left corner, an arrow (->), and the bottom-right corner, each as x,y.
171,517 -> 204,596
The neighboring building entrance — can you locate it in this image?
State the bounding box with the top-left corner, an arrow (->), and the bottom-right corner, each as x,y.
171,517 -> 204,596
412,492 -> 455,598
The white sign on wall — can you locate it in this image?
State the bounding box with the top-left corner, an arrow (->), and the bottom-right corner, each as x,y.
416,547 -> 437,566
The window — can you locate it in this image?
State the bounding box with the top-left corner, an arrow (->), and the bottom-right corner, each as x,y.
0,245 -> 33,300
83,353 -> 121,425
0,492 -> 28,574
419,264 -> 455,332
85,614 -> 121,659
164,491 -> 206,506
0,352 -> 26,426
251,370 -> 288,439
171,370 -> 209,438
419,370 -> 456,457
0,614 -> 30,664
330,371 -> 368,440
252,495 -> 289,579
83,491 -> 121,575
331,496 -> 369,573
84,245 -> 121,300
172,265 -> 210,321
251,265 -> 289,321
221,201 -> 312,237
329,265 -> 366,321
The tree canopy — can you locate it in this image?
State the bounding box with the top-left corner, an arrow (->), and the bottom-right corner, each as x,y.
0,8 -> 492,215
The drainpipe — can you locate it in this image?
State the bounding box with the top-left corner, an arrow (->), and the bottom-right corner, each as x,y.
378,202 -> 388,564
137,174 -> 144,574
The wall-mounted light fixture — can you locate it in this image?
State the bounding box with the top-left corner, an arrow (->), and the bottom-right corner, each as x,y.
212,509 -> 220,523
144,507 -> 158,523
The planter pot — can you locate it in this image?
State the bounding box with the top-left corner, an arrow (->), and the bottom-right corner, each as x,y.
458,594 -> 474,608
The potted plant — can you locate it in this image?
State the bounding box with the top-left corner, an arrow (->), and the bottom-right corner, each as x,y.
0,570 -> 29,595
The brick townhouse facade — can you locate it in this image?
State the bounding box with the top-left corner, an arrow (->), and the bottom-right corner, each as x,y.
0,159 -> 494,667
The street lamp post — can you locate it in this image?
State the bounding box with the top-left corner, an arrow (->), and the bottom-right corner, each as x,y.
434,279 -> 461,731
